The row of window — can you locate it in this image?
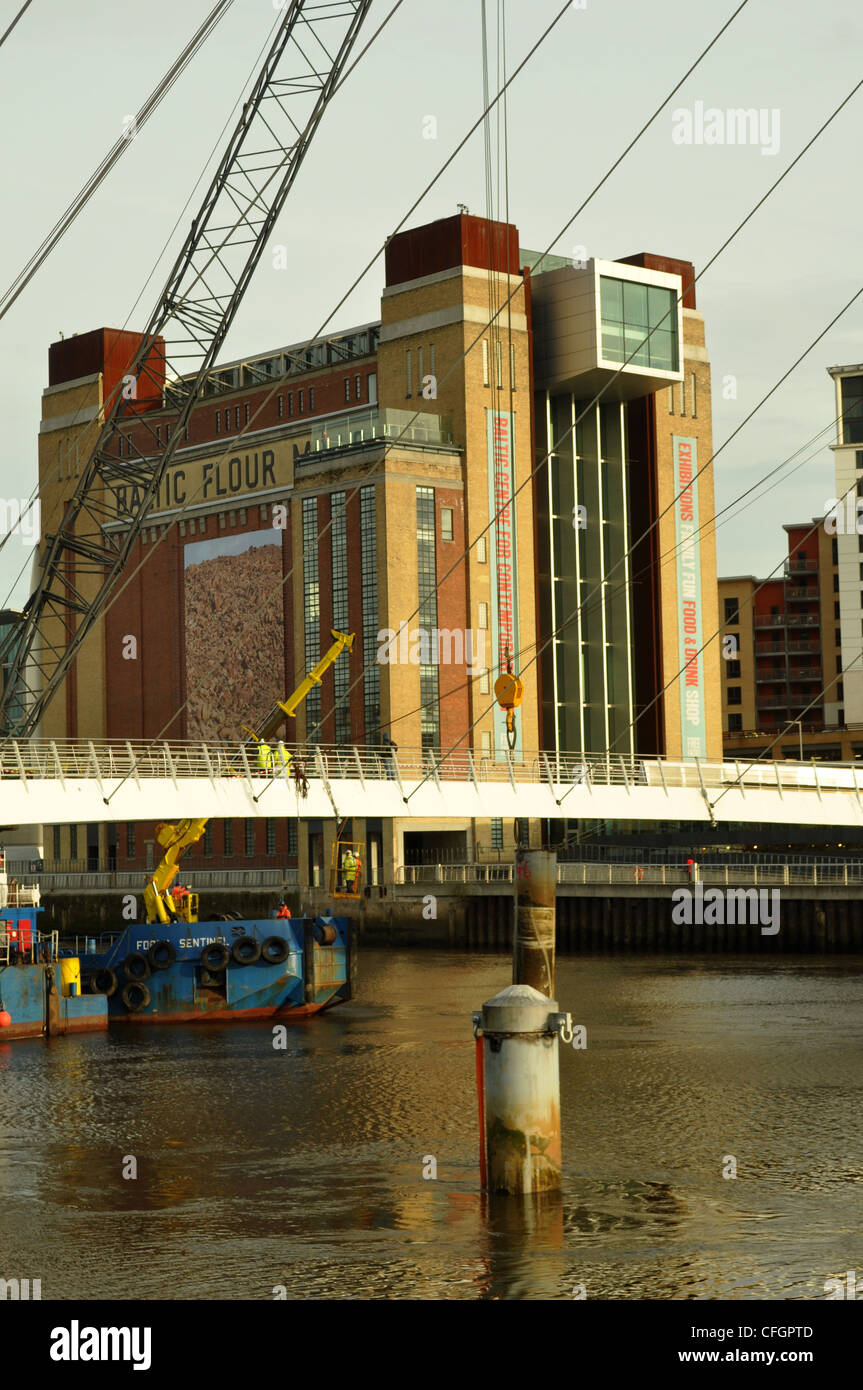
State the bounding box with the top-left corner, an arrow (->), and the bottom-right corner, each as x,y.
406,344 -> 436,397
481,338 -> 517,391
667,374 -> 698,418
53,821 -> 298,860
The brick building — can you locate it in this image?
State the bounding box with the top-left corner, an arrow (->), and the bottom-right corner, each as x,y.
33,211 -> 720,884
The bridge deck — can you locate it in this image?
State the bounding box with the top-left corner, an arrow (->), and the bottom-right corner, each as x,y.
1,741 -> 862,827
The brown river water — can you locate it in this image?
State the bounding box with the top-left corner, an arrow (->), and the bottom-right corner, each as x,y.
1,949 -> 860,1300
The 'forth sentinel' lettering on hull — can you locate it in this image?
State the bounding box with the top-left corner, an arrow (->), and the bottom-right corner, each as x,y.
114,451 -> 276,517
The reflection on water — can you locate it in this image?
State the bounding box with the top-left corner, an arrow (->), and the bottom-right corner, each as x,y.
0,951 -> 860,1300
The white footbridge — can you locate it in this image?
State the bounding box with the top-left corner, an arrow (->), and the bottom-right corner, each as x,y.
1,740 -> 862,828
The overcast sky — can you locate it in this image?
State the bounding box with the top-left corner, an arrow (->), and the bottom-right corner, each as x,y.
1,0 -> 861,607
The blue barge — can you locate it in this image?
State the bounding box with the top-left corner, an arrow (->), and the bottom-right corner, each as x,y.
75,915 -> 354,1024
0,875 -> 107,1041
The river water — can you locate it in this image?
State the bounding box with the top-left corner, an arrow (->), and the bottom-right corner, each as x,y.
1,949 -> 860,1301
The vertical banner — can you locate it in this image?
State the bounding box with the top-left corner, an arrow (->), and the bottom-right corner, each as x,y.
673,435 -> 706,759
487,409 -> 521,760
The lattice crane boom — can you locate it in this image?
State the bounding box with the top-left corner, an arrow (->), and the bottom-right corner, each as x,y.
0,0 -> 372,737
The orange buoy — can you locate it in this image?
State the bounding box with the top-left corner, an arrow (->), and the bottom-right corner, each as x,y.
0,1011 -> 11,1028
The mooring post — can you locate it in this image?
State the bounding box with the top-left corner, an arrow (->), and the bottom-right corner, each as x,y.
513,849 -> 557,995
473,984 -> 568,1194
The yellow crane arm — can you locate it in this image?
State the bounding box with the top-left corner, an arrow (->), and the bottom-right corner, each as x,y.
143,632 -> 354,924
252,629 -> 354,741
143,818 -> 209,926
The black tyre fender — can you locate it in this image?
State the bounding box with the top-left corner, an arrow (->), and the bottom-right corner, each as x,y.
231,935 -> 262,965
93,967 -> 118,997
201,941 -> 230,972
123,952 -> 150,982
121,981 -> 151,1012
261,935 -> 290,965
147,940 -> 177,971
313,923 -> 337,945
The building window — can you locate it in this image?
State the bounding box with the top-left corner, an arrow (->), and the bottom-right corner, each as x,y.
156,426 -> 162,447
727,686 -> 742,705
224,409 -> 230,432
726,660 -> 740,678
836,601 -> 841,618
430,344 -> 436,379
728,713 -> 742,732
679,380 -> 686,416
355,374 -> 362,401
245,402 -> 250,425
203,824 -> 213,857
478,602 -> 489,629
840,374 -> 863,445
417,348 -> 424,390
278,395 -> 284,418
668,385 -> 675,415
490,818 -> 503,849
298,390 -> 304,413
476,536 -> 487,563
838,681 -> 845,701
481,730 -> 492,756
309,387 -> 315,411
479,670 -> 490,694
482,339 -> 489,387
599,276 -> 678,372
331,492 -> 350,745
127,823 -> 136,858
245,820 -> 255,857
510,342 -> 516,390
496,340 -> 503,389
836,628 -> 841,645
266,819 -> 276,856
235,406 -> 240,430
833,537 -> 839,562
224,820 -> 233,855
345,377 -> 351,402
441,507 -> 454,542
361,485 -> 380,742
303,497 -> 321,742
837,654 -> 843,673
690,372 -> 697,417
406,349 -> 412,397
288,821 -> 298,856
70,825 -> 78,861
724,597 -> 739,624
417,486 -> 440,755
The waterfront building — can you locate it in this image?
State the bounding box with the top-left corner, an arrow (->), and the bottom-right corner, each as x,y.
718,363 -> 863,763
31,212 -> 721,887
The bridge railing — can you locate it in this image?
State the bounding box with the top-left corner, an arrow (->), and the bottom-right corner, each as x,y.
25,868 -> 296,892
2,739 -> 863,796
396,859 -> 863,887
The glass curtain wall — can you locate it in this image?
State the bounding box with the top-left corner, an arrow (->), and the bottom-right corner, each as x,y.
545,391 -> 634,755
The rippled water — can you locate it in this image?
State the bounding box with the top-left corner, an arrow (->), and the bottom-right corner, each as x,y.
1,950 -> 861,1300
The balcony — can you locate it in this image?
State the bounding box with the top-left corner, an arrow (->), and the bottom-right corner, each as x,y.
785,558 -> 817,573
785,613 -> 820,627
755,672 -> 787,683
787,586 -> 819,601
789,667 -> 822,680
296,407 -> 455,461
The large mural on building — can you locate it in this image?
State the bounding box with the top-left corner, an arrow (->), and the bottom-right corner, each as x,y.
183,529 -> 284,741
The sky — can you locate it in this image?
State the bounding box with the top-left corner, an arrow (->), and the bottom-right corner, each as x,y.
1,0 -> 862,606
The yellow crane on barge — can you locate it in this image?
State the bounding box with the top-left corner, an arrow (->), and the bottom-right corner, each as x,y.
144,630 -> 358,926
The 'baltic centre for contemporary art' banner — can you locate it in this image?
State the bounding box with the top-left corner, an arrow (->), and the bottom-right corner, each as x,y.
673,435 -> 707,759
486,409 -> 522,760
